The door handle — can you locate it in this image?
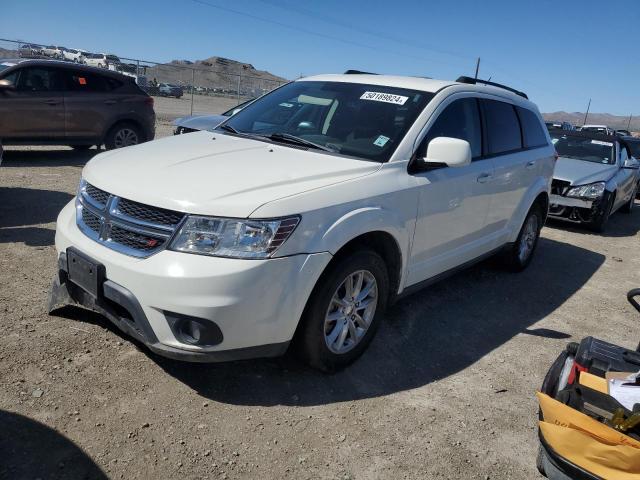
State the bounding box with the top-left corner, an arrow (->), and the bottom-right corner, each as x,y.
477,173 -> 492,183
45,99 -> 60,106
104,100 -> 117,105
526,160 -> 536,169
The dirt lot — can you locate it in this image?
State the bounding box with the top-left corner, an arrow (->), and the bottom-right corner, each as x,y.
1,124 -> 639,480
153,94 -> 252,121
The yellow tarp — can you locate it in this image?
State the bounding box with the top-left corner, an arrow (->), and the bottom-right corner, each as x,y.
537,392 -> 640,479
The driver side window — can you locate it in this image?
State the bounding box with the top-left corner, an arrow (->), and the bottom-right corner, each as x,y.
418,98 -> 482,159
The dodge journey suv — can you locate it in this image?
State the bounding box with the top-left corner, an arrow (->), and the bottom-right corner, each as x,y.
50,73 -> 554,371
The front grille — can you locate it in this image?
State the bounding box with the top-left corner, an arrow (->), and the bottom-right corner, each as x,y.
551,179 -> 571,196
82,208 -> 101,233
117,198 -> 183,226
85,183 -> 110,206
109,225 -> 166,251
77,182 -> 185,258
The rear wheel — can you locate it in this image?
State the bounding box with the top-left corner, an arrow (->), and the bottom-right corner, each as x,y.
502,204 -> 543,272
104,122 -> 142,150
295,249 -> 388,372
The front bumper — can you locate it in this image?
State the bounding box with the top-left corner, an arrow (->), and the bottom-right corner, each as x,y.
51,200 -> 332,362
549,194 -> 593,209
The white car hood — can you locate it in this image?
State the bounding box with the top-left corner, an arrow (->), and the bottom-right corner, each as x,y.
83,131 -> 381,218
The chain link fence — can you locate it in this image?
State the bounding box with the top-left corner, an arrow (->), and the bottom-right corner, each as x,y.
0,38 -> 288,120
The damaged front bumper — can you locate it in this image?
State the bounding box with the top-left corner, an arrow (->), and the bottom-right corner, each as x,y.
548,193 -> 607,224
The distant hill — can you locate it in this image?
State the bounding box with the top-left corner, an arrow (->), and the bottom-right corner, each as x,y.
0,47 -> 18,58
143,56 -> 287,96
543,111 -> 639,133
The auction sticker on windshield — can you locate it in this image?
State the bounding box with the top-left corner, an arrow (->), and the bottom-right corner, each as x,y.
360,91 -> 408,105
591,140 -> 613,147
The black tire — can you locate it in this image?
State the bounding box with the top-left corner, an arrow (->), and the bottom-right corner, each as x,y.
70,145 -> 91,151
104,122 -> 143,150
588,191 -> 614,232
501,203 -> 543,272
621,184 -> 637,214
295,249 -> 389,372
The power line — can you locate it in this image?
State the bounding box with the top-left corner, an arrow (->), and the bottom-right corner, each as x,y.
187,0 -> 470,73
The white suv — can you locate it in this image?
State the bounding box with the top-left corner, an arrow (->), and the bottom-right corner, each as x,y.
50,73 -> 554,371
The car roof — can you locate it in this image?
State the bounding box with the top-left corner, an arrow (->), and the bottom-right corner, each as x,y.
0,58 -> 133,80
549,128 -> 633,151
297,73 -> 533,105
623,135 -> 640,143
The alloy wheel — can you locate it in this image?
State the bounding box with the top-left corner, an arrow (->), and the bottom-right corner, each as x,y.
518,214 -> 539,263
324,270 -> 378,354
113,128 -> 139,148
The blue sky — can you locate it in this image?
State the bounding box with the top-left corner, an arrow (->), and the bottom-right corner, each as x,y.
2,0 -> 638,114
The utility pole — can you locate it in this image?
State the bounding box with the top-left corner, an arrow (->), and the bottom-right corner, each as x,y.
190,68 -> 195,115
474,57 -> 480,80
583,98 -> 591,126
627,114 -> 633,131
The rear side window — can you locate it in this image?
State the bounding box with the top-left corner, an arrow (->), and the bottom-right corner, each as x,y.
65,71 -> 122,92
15,67 -> 64,92
419,98 -> 482,159
517,107 -> 548,148
482,99 -> 522,155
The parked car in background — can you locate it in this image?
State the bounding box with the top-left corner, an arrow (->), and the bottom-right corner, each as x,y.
0,59 -> 155,150
580,124 -> 615,135
616,129 -> 631,137
545,121 -> 573,131
62,48 -> 86,63
158,83 -> 183,98
42,45 -> 65,59
85,53 -> 121,69
548,129 -> 639,231
173,97 -> 255,134
18,44 -> 43,58
49,73 -> 554,370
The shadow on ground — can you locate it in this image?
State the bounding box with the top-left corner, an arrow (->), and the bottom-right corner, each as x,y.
1,147 -> 99,167
55,236 -> 604,407
0,187 -> 73,245
545,201 -> 640,238
0,410 -> 107,480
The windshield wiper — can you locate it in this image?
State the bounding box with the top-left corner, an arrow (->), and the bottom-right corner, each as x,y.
218,124 -> 240,134
267,132 -> 336,153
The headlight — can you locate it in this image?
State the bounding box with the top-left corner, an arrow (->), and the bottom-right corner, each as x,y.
169,216 -> 300,259
566,182 -> 606,199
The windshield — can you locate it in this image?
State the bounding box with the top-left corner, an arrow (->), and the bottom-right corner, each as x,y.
551,133 -> 615,164
218,80 -> 433,162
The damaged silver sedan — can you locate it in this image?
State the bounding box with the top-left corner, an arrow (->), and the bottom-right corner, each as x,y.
549,129 -> 640,232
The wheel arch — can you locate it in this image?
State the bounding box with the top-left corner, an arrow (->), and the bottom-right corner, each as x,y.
507,179 -> 550,243
102,116 -> 147,144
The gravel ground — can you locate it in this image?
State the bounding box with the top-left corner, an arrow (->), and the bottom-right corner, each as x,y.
1,123 -> 639,480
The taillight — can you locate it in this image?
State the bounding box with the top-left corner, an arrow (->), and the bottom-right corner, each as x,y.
144,96 -> 154,107
553,150 -> 559,161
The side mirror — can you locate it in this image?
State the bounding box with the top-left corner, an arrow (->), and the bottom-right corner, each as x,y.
0,79 -> 15,91
624,157 -> 640,170
423,137 -> 472,168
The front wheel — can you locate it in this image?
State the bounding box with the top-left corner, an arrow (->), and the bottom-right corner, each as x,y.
502,204 -> 543,272
295,250 -> 389,372
588,191 -> 614,232
621,184 -> 637,213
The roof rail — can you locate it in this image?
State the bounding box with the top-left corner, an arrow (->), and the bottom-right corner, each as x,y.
456,76 -> 528,99
344,70 -> 378,75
